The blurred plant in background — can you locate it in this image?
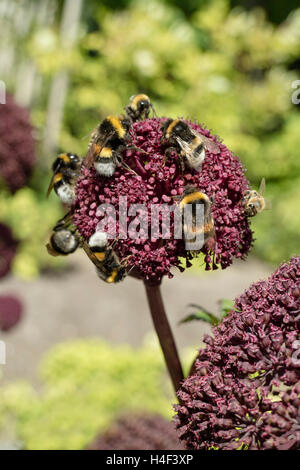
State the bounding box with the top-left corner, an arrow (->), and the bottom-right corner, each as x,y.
88,412 -> 183,450
0,0 -> 299,451
0,94 -> 35,193
0,337 -> 173,450
0,223 -> 23,331
0,91 -> 64,279
0,187 -> 63,278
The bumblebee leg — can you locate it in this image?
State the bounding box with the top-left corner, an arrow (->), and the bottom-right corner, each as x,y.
163,147 -> 177,168
120,254 -> 132,266
110,239 -> 117,249
126,145 -> 148,155
53,210 -> 73,231
179,155 -> 185,173
150,103 -> 157,117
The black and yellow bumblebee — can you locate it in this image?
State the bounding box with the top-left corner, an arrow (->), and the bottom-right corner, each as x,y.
179,185 -> 216,252
82,231 -> 128,283
84,114 -> 147,177
84,115 -> 131,173
125,94 -> 156,121
47,153 -> 81,205
46,212 -> 80,257
161,119 -> 220,172
242,178 -> 271,217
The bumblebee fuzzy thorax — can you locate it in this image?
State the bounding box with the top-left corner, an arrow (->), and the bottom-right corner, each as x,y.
161,119 -> 192,142
52,153 -> 80,172
126,94 -> 155,121
180,186 -> 210,207
99,115 -> 131,140
130,94 -> 150,110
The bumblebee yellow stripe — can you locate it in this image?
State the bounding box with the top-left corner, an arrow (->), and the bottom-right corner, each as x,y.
53,172 -> 63,184
100,147 -> 113,158
107,116 -> 126,139
107,269 -> 118,283
94,252 -> 106,262
131,94 -> 149,110
166,119 -> 180,139
59,153 -> 70,163
180,192 -> 208,209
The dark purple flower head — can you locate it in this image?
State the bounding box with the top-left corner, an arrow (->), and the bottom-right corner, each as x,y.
0,223 -> 18,279
0,295 -> 23,331
0,94 -> 36,193
175,256 -> 300,450
87,413 -> 184,450
73,118 -> 252,283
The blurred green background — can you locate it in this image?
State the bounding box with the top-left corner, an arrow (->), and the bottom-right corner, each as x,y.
0,0 -> 299,450
0,0 -> 300,277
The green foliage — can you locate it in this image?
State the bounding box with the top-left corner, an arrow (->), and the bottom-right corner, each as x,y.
0,338 -> 173,450
179,306 -> 220,326
0,187 -> 64,279
180,299 -> 236,326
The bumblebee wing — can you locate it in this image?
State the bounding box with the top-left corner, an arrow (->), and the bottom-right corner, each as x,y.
259,177 -> 266,195
46,242 -> 60,257
176,136 -> 191,155
46,175 -> 56,198
81,130 -> 95,141
199,134 -> 220,155
82,127 -> 99,167
53,211 -> 73,231
46,171 -> 62,198
83,129 -> 116,168
82,241 -> 105,270
83,141 -> 99,168
150,102 -> 157,117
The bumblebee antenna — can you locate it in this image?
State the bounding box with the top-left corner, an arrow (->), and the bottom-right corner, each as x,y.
150,103 -> 158,118
121,161 -> 138,176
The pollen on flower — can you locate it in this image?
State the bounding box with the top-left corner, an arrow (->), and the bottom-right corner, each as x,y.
174,256 -> 300,450
73,117 -> 253,283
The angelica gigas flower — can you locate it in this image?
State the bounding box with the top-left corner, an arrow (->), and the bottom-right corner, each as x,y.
175,256 -> 300,450
73,118 -> 252,283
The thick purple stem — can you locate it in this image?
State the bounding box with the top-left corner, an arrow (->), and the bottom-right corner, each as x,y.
144,281 -> 184,393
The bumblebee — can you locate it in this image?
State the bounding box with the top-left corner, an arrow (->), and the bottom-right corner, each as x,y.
47,153 -> 81,205
125,94 -> 156,121
161,119 -> 220,172
179,185 -> 216,252
46,212 -> 79,257
82,231 -> 127,283
84,115 -> 131,169
93,135 -> 137,178
242,178 -> 271,217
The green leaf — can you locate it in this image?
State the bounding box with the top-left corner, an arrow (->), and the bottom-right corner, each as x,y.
219,299 -> 236,319
179,310 -> 219,326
